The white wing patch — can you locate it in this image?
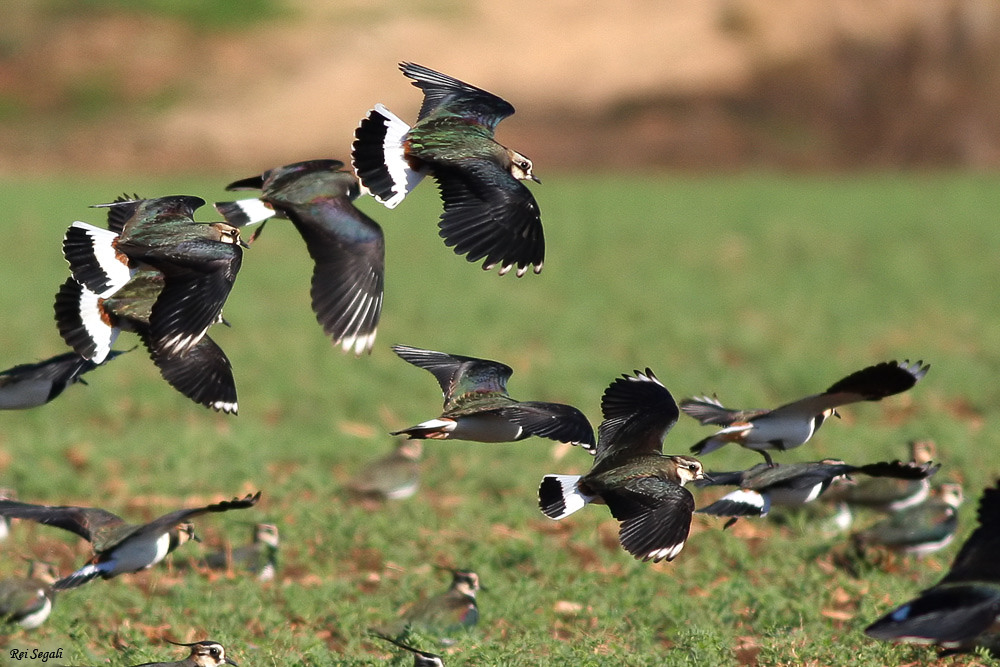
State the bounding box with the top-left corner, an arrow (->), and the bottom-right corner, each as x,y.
719,489 -> 770,516
227,199 -> 277,226
78,284 -> 118,363
541,474 -> 593,519
371,103 -> 423,209
67,221 -> 134,297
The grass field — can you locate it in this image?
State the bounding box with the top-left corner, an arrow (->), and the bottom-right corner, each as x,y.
0,171 -> 998,665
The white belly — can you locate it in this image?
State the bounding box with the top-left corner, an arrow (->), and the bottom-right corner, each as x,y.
768,482 -> 826,506
18,594 -> 52,629
449,414 -> 524,443
109,532 -> 173,573
743,418 -> 816,449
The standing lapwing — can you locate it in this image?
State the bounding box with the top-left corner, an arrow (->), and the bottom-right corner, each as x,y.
0,492 -> 261,589
680,359 -> 930,465
215,159 -> 385,355
0,560 -> 59,630
126,640 -> 238,667
539,369 -> 709,562
202,522 -> 279,582
696,458 -> 940,529
388,568 -> 484,640
346,440 -> 424,501
865,480 -> 1000,656
853,483 -> 963,556
824,440 -> 940,525
352,62 -> 544,276
370,630 -> 445,666
0,350 -> 125,409
390,345 -> 594,448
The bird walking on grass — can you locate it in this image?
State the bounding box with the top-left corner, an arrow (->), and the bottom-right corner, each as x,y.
382,568 -> 484,642
825,440 -> 939,517
0,561 -> 59,630
346,440 -> 423,501
390,345 -> 594,448
215,159 -> 385,355
696,458 -> 939,528
0,492 -> 261,589
539,369 -> 708,562
202,522 -> 279,582
853,483 -> 963,556
865,480 -> 1000,656
128,640 -> 238,667
353,62 -> 544,276
680,359 -> 930,466
0,350 -> 125,409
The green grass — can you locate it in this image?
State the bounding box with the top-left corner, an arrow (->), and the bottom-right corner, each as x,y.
0,171 -> 998,665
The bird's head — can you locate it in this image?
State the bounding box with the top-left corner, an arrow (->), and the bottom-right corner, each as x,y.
176,522 -> 199,545
507,150 -> 540,183
444,568 -> 485,596
253,523 -> 280,548
169,640 -> 237,667
210,222 -> 249,248
670,455 -> 710,485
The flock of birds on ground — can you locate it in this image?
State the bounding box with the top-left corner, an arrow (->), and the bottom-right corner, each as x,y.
0,61 -> 995,665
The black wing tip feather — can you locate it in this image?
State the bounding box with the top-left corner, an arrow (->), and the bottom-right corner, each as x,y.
695,497 -> 765,518
225,175 -> 266,192
618,513 -> 689,563
864,586 -> 1000,644
52,571 -> 98,591
501,402 -> 596,449
148,335 -> 238,414
825,358 -> 930,399
210,491 -> 262,512
601,368 -> 670,417
855,460 -> 941,480
399,61 -> 464,88
974,479 -> 1000,532
434,172 -> 544,276
391,344 -> 444,365
308,260 -> 383,355
391,344 -> 507,374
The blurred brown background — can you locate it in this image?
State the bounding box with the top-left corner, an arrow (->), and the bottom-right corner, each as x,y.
3,0 -> 999,175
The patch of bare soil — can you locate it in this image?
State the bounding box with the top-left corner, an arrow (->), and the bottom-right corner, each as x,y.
2,0 -> 999,174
